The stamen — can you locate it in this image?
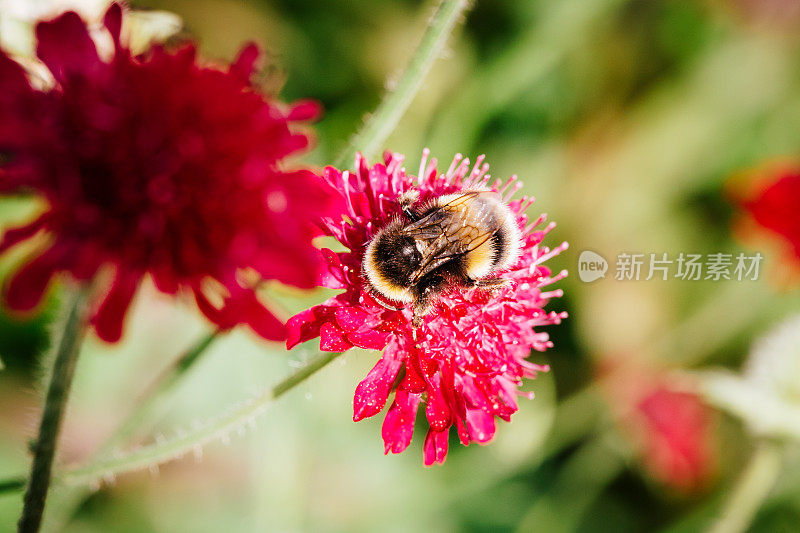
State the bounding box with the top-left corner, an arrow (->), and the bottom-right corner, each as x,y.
498,174 -> 518,197
503,181 -> 522,203
539,269 -> 569,287
418,148 -> 430,186
538,289 -> 564,300
523,213 -> 547,235
446,153 -> 463,178
534,241 -> 569,265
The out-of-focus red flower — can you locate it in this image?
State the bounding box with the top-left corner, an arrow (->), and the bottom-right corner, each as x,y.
603,362 -> 716,491
0,4 -> 335,342
740,168 -> 800,260
729,162 -> 800,284
636,385 -> 715,491
287,150 -> 567,465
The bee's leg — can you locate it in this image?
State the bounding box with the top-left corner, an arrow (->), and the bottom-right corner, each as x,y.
410,275 -> 444,328
398,188 -> 421,221
411,299 -> 433,329
473,277 -> 512,291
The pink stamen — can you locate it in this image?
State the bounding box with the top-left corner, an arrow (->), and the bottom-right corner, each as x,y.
534,241 -> 569,265
418,148 -> 430,186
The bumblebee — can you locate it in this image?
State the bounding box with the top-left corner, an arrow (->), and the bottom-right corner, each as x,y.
363,188 -> 522,326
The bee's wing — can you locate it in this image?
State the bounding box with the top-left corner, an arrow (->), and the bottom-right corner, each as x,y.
401,191 -> 501,282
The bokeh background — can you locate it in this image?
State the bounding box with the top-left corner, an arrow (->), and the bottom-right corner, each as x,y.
2,0 -> 800,531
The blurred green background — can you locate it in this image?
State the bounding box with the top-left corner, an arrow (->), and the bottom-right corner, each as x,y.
2,0 -> 800,531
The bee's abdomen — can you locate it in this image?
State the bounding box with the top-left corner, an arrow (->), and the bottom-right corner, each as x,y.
463,196 -> 521,279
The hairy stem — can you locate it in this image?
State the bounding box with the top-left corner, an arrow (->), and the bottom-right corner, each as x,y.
708,440 -> 783,533
334,0 -> 471,167
38,330 -> 222,531
18,286 -> 91,533
59,350 -> 342,488
103,330 -> 221,452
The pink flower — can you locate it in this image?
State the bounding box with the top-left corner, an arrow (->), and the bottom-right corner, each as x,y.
287,150 -> 567,465
635,385 -> 715,491
0,4 -> 335,342
603,361 -> 716,491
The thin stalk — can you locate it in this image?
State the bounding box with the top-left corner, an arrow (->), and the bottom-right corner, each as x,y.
39,330 -> 221,531
101,330 -> 221,451
18,286 -> 91,533
708,440 -> 784,533
334,0 -> 471,167
59,350 -> 342,488
0,477 -> 25,493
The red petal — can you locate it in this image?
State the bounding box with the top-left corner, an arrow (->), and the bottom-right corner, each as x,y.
353,353 -> 402,421
244,303 -> 286,342
103,3 -> 123,48
92,270 -> 140,342
0,216 -> 48,254
424,375 -> 451,432
287,99 -> 322,122
286,305 -> 328,349
194,290 -> 232,329
320,322 -> 352,352
230,43 -> 260,81
400,351 -> 427,393
348,329 -> 390,351
36,11 -> 100,85
466,409 -> 496,444
0,50 -> 31,97
4,248 -> 60,311
423,429 -> 449,466
334,306 -> 370,333
382,389 -> 420,454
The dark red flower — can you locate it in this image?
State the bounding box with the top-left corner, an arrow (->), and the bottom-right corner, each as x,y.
0,4 -> 335,342
287,150 -> 567,465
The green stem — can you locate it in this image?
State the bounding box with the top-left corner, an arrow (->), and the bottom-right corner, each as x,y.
334,0 -> 471,167
37,331 -> 222,531
0,476 -> 25,493
18,286 -> 91,533
59,350 -> 342,488
708,441 -> 784,533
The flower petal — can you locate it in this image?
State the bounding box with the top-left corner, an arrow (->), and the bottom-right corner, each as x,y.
36,11 -> 101,84
353,352 -> 403,422
382,389 -> 421,454
0,216 -> 48,254
348,328 -> 391,351
92,269 -> 140,342
423,429 -> 449,466
320,322 -> 352,352
229,43 -> 259,81
0,50 -> 31,97
287,99 -> 322,121
466,408 -> 496,444
4,247 -> 61,311
103,3 -> 123,47
242,299 -> 286,342
286,305 -> 328,349
425,374 -> 451,432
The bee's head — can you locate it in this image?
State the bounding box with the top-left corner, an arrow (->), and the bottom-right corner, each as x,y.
363,223 -> 421,302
